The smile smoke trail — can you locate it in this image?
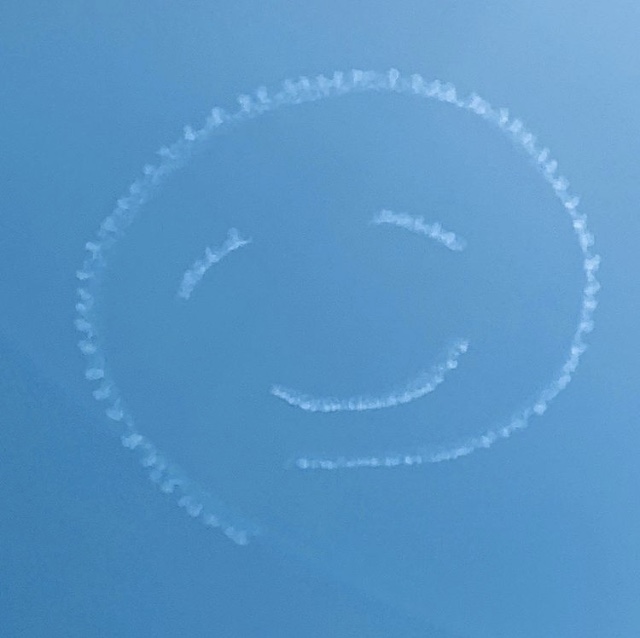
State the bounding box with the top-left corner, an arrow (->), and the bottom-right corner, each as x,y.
271,340 -> 469,413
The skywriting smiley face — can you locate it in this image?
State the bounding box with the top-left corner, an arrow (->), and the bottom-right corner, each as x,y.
75,69 -> 600,545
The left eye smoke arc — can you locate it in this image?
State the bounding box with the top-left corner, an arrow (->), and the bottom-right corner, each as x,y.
177,228 -> 252,301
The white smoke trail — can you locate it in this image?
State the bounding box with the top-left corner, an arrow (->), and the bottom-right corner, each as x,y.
74,69 -> 600,539
271,339 -> 468,413
372,209 -> 467,251
291,76 -> 600,471
177,228 -> 251,300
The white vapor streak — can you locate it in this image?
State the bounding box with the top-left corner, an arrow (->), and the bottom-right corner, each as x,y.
74,69 -> 600,537
270,340 -> 469,413
291,75 -> 600,471
177,228 -> 251,300
372,209 -> 467,251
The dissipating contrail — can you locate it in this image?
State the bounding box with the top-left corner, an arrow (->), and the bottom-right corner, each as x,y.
73,69 -> 600,543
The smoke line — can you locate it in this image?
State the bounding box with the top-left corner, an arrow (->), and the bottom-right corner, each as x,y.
74,69 -> 600,539
289,75 -> 600,471
270,339 -> 468,413
177,228 -> 251,300
372,209 -> 467,251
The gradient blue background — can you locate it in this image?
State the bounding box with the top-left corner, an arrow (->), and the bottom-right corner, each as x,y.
1,2 -> 639,637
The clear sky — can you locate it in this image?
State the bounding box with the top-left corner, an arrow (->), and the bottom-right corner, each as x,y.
1,2 -> 640,637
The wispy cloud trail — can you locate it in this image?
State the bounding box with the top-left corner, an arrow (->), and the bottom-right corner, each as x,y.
290,72 -> 600,471
177,228 -> 251,300
74,69 -> 600,538
271,340 -> 468,413
372,209 -> 467,251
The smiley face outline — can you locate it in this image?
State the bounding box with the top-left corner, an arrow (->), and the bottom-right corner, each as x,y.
74,68 -> 600,543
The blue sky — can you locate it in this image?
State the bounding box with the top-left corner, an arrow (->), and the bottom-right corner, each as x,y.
1,2 -> 640,637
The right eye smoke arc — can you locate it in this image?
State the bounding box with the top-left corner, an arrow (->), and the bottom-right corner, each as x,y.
372,209 -> 467,252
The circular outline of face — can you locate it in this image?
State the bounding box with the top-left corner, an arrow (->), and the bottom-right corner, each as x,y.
74,69 -> 600,546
